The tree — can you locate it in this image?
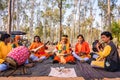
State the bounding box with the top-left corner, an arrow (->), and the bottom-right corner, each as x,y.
7,0 -> 12,34
107,0 -> 111,31
57,0 -> 63,41
11,0 -> 15,31
98,0 -> 118,31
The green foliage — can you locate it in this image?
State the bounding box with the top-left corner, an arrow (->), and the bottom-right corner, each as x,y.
80,16 -> 94,27
0,0 -> 8,10
35,26 -> 43,37
34,22 -> 43,37
20,26 -> 29,34
65,4 -> 70,8
111,21 -> 120,44
112,22 -> 120,35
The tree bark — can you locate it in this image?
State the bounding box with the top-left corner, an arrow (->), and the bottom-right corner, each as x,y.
59,0 -> 62,41
78,0 -> 82,34
16,0 -> 19,30
12,0 -> 15,31
108,0 -> 111,32
7,0 -> 12,34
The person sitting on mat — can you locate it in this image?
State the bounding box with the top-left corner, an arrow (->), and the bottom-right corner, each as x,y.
0,34 -> 12,72
29,36 -> 49,62
91,31 -> 119,72
53,35 -> 75,64
72,34 -> 91,62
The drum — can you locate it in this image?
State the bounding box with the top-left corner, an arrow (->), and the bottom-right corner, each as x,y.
5,46 -> 30,68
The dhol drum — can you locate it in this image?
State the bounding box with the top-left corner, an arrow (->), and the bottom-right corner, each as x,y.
5,46 -> 30,68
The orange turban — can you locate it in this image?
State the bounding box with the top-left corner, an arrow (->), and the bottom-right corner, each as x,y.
15,35 -> 21,41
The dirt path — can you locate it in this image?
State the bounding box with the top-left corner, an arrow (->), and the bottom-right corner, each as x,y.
0,77 -> 120,80
0,77 -> 85,80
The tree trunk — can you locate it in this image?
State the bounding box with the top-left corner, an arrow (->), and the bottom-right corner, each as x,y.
29,0 -> 34,41
78,0 -> 82,34
108,0 -> 111,32
73,0 -> 77,40
7,0 -> 12,34
59,0 -> 62,41
16,0 -> 19,30
90,4 -> 93,44
43,18 -> 47,42
12,0 -> 15,31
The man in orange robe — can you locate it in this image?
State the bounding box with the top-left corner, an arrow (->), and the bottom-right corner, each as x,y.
53,35 -> 75,64
11,35 -> 23,48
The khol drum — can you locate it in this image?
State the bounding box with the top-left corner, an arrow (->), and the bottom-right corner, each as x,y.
5,46 -> 30,68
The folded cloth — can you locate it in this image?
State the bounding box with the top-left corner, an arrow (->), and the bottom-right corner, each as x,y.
49,67 -> 77,78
